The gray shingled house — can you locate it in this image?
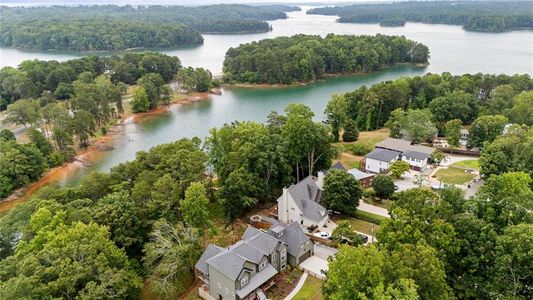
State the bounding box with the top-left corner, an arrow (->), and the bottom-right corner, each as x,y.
196,223 -> 311,300
277,175 -> 329,228
267,222 -> 314,266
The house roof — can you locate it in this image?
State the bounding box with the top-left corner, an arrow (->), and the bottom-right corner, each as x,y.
206,251 -> 247,281
402,150 -> 430,160
269,222 -> 310,257
242,226 -> 284,254
376,137 -> 434,155
230,241 -> 266,264
236,265 -> 277,298
285,176 -> 327,222
365,148 -> 400,162
195,244 -> 225,275
347,168 -> 374,180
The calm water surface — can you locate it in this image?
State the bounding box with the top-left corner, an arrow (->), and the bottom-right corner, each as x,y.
1,7 -> 532,186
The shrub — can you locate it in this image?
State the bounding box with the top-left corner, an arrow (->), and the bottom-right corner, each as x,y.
354,210 -> 387,225
345,142 -> 373,156
342,119 -> 359,142
372,175 -> 395,199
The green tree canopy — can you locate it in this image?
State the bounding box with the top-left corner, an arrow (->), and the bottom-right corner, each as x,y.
322,169 -> 362,215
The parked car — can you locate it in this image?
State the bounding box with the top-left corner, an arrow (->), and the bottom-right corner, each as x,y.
314,231 -> 331,239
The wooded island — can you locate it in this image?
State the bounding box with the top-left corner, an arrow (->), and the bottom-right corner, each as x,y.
223,34 -> 429,84
0,4 -> 299,51
308,1 -> 533,32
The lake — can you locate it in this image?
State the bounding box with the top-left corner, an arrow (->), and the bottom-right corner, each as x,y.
1,7 -> 532,186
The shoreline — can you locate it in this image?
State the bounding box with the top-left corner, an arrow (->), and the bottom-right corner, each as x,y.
223,64 -> 428,88
0,90 -> 215,213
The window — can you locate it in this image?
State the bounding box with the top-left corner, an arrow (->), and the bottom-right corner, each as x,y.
241,276 -> 248,287
281,263 -> 286,270
217,282 -> 222,289
272,252 -> 277,260
281,249 -> 286,260
259,261 -> 267,271
225,288 -> 229,294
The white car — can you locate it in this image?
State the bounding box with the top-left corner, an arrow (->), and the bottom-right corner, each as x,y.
314,231 -> 331,238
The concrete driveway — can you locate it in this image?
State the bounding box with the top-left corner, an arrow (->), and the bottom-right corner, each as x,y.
299,244 -> 337,280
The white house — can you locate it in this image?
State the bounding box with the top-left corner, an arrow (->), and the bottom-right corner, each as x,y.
364,148 -> 400,174
371,138 -> 435,172
277,175 -> 329,228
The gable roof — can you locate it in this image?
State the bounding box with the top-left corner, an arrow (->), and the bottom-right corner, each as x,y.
206,251 -> 247,281
347,168 -> 374,180
195,244 -> 225,276
402,150 -> 430,160
236,265 -> 277,299
230,241 -> 266,264
242,226 -> 284,254
284,175 -> 327,222
365,148 -> 400,162
268,222 -> 310,257
376,137 -> 434,155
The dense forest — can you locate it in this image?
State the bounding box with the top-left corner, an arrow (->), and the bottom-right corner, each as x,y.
308,1 -> 533,32
0,52 -> 188,197
223,34 -> 429,84
1,19 -> 203,51
323,73 -> 533,143
1,106 -> 531,299
0,4 -> 299,51
0,103 -> 337,299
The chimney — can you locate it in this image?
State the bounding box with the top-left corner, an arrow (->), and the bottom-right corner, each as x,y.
316,171 -> 325,189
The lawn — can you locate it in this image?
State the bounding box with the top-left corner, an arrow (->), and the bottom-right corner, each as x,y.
449,159 -> 479,171
339,217 -> 380,236
335,128 -> 390,168
363,198 -> 393,210
434,167 -> 476,185
293,275 -> 324,300
357,128 -> 390,146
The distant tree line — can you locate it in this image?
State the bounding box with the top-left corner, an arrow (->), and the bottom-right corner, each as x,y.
1,19 -> 203,51
308,1 -> 533,32
0,52 -> 184,197
0,4 -> 297,51
0,52 -> 180,109
223,34 -> 429,84
323,73 -> 533,143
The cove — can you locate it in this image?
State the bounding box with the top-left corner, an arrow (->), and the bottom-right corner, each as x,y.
1,6 -> 532,205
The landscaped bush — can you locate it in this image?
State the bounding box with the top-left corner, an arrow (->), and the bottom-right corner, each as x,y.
344,142 -> 374,156
354,210 -> 387,225
362,187 -> 376,198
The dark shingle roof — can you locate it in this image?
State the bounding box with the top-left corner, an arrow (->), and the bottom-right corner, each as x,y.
268,222 -> 310,257
236,265 -> 277,298
205,249 -> 247,281
195,244 -> 224,275
402,150 -> 430,160
376,137 -> 434,155
286,176 -> 326,222
365,148 -> 400,162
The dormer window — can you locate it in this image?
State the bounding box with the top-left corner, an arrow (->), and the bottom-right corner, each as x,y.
278,231 -> 284,238
240,276 -> 248,287
259,261 -> 268,271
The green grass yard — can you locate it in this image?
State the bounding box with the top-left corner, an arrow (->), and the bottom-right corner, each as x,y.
340,217 -> 380,236
449,159 -> 479,171
434,167 -> 476,185
293,275 -> 324,300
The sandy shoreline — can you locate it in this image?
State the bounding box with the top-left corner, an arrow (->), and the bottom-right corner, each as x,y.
0,91 -> 215,213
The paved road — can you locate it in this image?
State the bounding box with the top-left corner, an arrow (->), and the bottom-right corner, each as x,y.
358,202 -> 390,218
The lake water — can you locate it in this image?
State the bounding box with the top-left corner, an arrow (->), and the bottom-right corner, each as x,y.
1,7 -> 532,186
